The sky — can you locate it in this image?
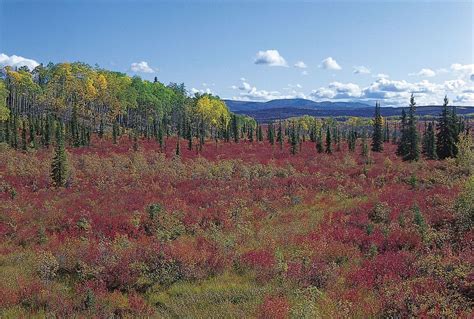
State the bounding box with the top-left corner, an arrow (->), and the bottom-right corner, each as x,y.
1,0 -> 473,106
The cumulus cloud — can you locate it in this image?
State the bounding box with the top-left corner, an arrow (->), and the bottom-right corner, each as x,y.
353,65 -> 371,74
373,73 -> 389,79
294,61 -> 307,69
319,57 -> 341,70
254,50 -> 287,67
130,61 -> 155,73
301,70 -> 308,76
409,68 -> 436,77
311,82 -> 362,100
231,78 -> 304,101
0,53 -> 39,70
451,63 -> 474,73
191,87 -> 213,95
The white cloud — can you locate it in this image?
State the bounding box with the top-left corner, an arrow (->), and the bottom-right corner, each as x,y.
191,87 -> 213,95
454,93 -> 474,104
444,79 -> 466,91
231,78 -> 304,101
130,61 -> 155,73
319,57 -> 341,70
373,73 -> 389,79
294,61 -> 307,69
451,63 -> 474,73
254,50 -> 287,67
409,68 -> 436,77
0,53 -> 39,70
301,70 -> 308,76
470,74 -> 474,82
311,82 -> 362,100
353,65 -> 371,74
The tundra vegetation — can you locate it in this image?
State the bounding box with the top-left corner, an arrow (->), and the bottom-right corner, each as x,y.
0,63 -> 473,318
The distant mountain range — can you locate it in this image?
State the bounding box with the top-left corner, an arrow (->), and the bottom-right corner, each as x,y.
224,99 -> 474,122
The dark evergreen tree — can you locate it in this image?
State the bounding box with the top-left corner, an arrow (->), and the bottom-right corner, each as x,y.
112,120 -> 119,144
21,119 -> 27,151
231,115 -> 239,143
316,128 -> 323,153
267,123 -> 275,145
28,116 -> 36,149
371,101 -> 383,152
277,121 -> 283,150
396,109 -> 408,156
422,121 -> 437,160
258,124 -> 263,142
51,122 -> 68,187
98,118 -> 104,139
404,94 -> 419,161
436,96 -> 459,159
383,121 -> 390,143
325,126 -> 332,154
290,123 -> 298,155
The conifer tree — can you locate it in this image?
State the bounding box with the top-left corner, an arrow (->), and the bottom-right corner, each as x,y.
11,115 -> 18,149
28,116 -> 36,149
258,124 -> 263,142
112,120 -> 119,144
383,121 -> 390,143
98,118 -> 104,139
316,128 -> 323,153
51,121 -> 68,187
232,115 -> 239,143
422,121 -> 437,160
175,135 -> 181,156
187,123 -> 193,150
325,126 -> 332,154
436,95 -> 459,159
404,94 -> 420,161
21,119 -> 27,151
290,123 -> 298,155
267,123 -> 275,145
277,121 -> 283,150
396,109 -> 408,156
371,101 -> 383,152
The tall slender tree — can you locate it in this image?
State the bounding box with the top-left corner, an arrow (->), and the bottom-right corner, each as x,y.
371,101 -> 383,152
51,121 -> 68,187
422,121 -> 437,160
436,96 -> 459,159
325,126 -> 332,154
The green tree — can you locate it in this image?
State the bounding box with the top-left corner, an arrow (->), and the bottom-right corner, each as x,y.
371,102 -> 383,152
436,96 -> 459,159
422,121 -> 437,160
290,123 -> 298,155
51,122 -> 68,187
325,126 -> 332,154
399,94 -> 419,161
277,121 -> 283,150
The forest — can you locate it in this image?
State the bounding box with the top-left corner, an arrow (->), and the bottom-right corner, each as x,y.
0,63 -> 473,318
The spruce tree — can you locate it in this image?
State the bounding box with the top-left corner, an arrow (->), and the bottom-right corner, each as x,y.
258,124 -> 263,142
51,122 -> 68,187
436,96 -> 459,159
316,128 -> 323,153
21,119 -> 27,151
396,109 -> 408,156
112,120 -> 119,144
383,121 -> 390,143
325,126 -> 332,154
422,121 -> 437,160
290,123 -> 298,155
404,94 -> 419,161
232,115 -> 239,143
28,116 -> 36,149
277,121 -> 283,150
371,101 -> 383,152
98,118 -> 104,139
267,123 -> 275,145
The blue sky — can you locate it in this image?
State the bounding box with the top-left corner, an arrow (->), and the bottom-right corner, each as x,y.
1,0 -> 473,106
